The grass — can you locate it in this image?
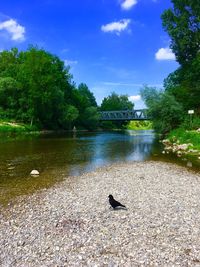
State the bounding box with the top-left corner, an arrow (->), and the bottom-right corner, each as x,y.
0,120 -> 38,133
126,120 -> 153,130
167,128 -> 200,151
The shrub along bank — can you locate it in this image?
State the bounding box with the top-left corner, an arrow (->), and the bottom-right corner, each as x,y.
0,120 -> 37,133
162,128 -> 200,158
126,121 -> 153,130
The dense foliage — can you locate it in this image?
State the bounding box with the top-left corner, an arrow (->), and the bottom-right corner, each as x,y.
164,56 -> 200,113
126,120 -> 152,130
162,0 -> 200,66
101,92 -> 133,111
0,47 -> 99,130
168,128 -> 200,151
140,86 -> 183,134
162,0 -> 200,114
74,83 -> 99,130
141,0 -> 200,134
100,92 -> 134,129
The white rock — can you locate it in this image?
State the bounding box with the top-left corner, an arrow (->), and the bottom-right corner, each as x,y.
30,170 -> 39,175
177,151 -> 182,156
186,161 -> 192,167
177,144 -> 189,151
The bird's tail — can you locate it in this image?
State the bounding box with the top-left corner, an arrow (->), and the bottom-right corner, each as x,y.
119,204 -> 127,210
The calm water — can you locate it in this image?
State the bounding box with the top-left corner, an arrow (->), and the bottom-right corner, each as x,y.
0,130 -> 199,205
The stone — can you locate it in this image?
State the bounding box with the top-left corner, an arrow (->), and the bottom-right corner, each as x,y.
186,161 -> 192,167
162,139 -> 171,145
30,170 -> 39,175
177,144 -> 189,151
2,162 -> 200,266
177,151 -> 182,157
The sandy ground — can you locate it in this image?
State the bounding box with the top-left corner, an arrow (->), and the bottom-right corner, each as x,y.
1,161 -> 200,266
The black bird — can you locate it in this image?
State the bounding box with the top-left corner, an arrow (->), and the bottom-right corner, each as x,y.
108,194 -> 126,209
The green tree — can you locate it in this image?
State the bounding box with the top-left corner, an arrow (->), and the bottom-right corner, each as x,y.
140,85 -> 184,134
101,92 -> 133,111
59,104 -> 79,129
164,56 -> 200,113
100,92 -> 134,129
162,0 -> 200,65
0,47 -> 99,130
71,84 -> 99,130
81,106 -> 100,130
0,48 -> 19,78
162,0 -> 200,118
78,83 -> 97,107
0,77 -> 19,118
16,47 -> 73,128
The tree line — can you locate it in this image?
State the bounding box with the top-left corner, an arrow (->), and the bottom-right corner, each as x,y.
0,47 -> 133,130
141,0 -> 200,135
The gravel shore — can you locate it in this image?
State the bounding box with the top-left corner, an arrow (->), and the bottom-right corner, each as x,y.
1,161 -> 200,266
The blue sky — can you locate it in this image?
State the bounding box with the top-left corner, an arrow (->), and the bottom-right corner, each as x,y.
0,0 -> 179,108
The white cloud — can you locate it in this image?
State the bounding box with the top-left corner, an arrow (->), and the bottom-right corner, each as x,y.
121,0 -> 137,10
0,19 -> 25,41
129,95 -> 141,102
64,59 -> 78,66
101,19 -> 131,35
155,47 -> 176,60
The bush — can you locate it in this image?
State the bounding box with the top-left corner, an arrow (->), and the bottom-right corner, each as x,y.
168,127 -> 200,151
100,121 -> 116,130
0,120 -> 38,133
140,86 -> 184,134
180,116 -> 200,130
126,121 -> 153,130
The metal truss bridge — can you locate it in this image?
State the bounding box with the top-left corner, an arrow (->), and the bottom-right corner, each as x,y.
99,109 -> 149,121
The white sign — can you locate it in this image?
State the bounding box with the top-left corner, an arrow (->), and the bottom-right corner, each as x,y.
188,110 -> 194,114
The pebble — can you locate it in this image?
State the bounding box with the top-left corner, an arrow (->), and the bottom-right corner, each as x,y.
1,161 -> 200,266
30,170 -> 39,175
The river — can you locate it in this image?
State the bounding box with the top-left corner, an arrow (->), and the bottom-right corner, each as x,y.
0,130 -> 199,205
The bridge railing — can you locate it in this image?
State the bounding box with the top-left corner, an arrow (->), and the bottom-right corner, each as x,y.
99,109 -> 149,121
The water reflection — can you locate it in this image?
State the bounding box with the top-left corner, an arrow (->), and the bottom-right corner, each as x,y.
0,130 -> 156,205
78,130 -> 155,174
2,129 -> 200,205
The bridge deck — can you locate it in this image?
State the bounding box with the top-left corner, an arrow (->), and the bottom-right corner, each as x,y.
99,109 -> 149,121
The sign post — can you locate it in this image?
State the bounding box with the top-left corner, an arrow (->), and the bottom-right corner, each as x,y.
188,110 -> 194,129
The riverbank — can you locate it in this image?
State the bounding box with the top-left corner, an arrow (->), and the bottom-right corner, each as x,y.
0,121 -> 37,133
0,121 -> 89,139
162,128 -> 200,158
1,161 -> 200,266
